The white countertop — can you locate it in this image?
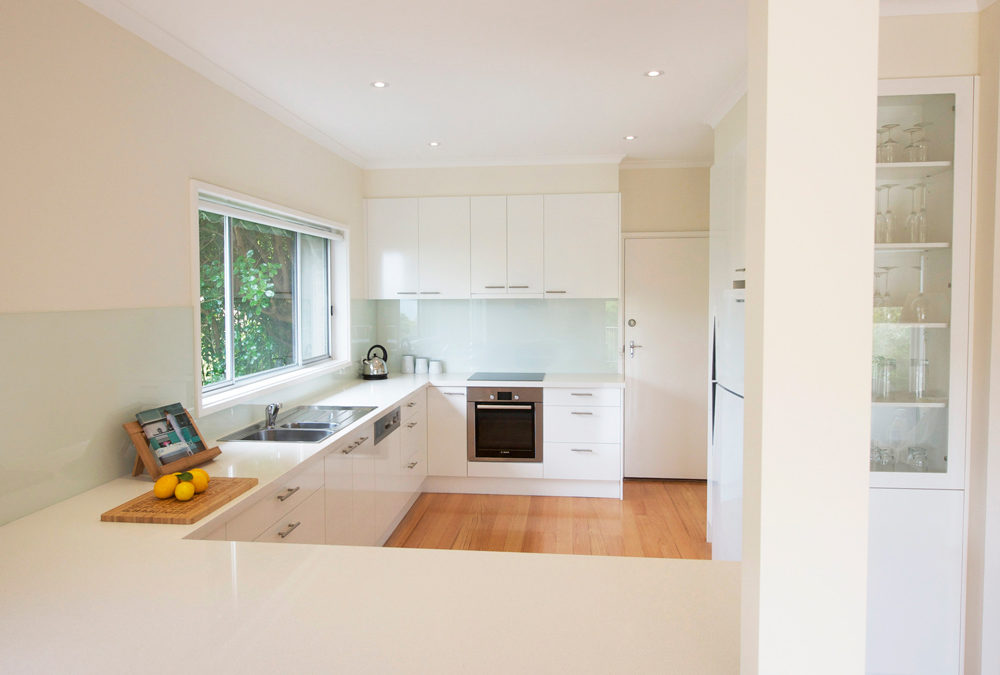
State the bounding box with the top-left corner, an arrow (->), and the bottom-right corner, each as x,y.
0,373 -> 738,674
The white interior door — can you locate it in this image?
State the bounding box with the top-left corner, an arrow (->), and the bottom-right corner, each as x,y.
624,236 -> 709,479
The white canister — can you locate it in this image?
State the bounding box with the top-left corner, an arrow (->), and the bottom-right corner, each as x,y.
428,360 -> 443,374
401,355 -> 415,374
415,357 -> 429,374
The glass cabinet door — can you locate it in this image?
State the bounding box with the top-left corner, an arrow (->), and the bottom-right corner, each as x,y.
871,78 -> 973,490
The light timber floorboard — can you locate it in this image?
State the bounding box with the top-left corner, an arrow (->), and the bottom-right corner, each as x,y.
384,479 -> 711,559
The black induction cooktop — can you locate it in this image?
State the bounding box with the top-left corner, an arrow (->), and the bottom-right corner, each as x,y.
467,372 -> 545,382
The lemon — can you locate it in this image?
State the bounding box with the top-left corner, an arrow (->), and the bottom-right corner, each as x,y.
187,468 -> 210,494
174,481 -> 195,501
153,474 -> 179,499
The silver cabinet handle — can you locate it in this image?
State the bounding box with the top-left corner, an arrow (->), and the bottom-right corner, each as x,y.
545,290 -> 567,294
509,285 -> 530,289
276,486 -> 300,502
396,291 -> 418,295
570,411 -> 594,416
484,285 -> 506,289
443,392 -> 465,396
478,404 -> 533,410
359,436 -> 369,443
420,291 -> 441,295
407,461 -> 418,469
570,392 -> 593,397
570,448 -> 594,452
407,421 -> 418,428
735,268 -> 746,273
277,521 -> 301,539
406,402 -> 416,407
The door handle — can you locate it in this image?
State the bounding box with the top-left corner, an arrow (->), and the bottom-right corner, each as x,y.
628,340 -> 643,358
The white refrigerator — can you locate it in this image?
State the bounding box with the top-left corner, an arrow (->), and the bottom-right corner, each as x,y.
709,287 -> 744,562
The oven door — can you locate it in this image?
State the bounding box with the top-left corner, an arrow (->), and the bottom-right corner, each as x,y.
468,402 -> 542,462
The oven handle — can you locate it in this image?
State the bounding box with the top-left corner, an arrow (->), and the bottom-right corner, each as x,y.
475,404 -> 534,410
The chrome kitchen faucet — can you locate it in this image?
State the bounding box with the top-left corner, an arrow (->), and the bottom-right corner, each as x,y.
264,403 -> 281,429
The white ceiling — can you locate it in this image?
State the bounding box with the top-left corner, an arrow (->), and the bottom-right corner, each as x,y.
80,0 -> 746,168
78,0 -> 983,169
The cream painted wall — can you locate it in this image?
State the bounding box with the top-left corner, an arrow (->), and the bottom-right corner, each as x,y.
742,1 -> 877,673
0,0 -> 364,313
0,0 -> 364,525
714,96 -> 748,162
879,12 -> 979,78
619,168 -> 709,232
362,164 -> 618,197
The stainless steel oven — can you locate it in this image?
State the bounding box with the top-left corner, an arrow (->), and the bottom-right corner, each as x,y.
467,387 -> 543,462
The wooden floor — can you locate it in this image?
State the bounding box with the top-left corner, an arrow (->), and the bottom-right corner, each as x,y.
384,479 -> 711,559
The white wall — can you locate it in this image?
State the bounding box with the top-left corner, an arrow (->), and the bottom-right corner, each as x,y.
619,167 -> 710,232
0,0 -> 364,524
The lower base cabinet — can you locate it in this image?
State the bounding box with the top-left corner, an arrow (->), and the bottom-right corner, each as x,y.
866,487 -> 964,675
325,435 -> 376,546
254,488 -> 325,544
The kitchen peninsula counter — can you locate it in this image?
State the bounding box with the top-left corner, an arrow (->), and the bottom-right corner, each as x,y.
0,373 -> 737,674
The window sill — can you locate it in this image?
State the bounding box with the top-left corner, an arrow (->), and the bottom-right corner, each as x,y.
197,358 -> 353,417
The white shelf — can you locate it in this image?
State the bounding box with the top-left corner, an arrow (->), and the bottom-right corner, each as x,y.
873,322 -> 949,328
874,242 -> 950,253
876,161 -> 952,178
872,398 -> 948,408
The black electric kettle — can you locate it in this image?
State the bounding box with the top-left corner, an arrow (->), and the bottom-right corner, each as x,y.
362,344 -> 389,380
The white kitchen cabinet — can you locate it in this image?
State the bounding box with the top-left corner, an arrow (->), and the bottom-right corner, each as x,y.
543,442 -> 620,481
400,391 -> 428,493
542,193 -> 620,298
418,197 -> 470,298
506,195 -> 544,295
226,459 -> 325,542
325,430 -> 376,546
366,198 -> 419,299
544,405 -> 622,445
867,488 -> 964,675
470,196 -> 508,295
427,386 -> 468,476
254,487 -> 326,545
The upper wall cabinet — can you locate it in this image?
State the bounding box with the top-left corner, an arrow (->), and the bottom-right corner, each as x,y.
418,197 -> 471,298
367,197 -> 470,299
543,193 -> 620,298
367,192 -> 620,300
367,198 -> 419,299
470,195 -> 544,297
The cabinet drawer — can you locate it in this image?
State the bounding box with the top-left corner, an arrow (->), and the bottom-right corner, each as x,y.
226,460 -> 324,541
544,387 -> 621,407
543,443 -> 621,481
400,388 -> 426,423
254,488 -> 325,544
544,405 -> 622,444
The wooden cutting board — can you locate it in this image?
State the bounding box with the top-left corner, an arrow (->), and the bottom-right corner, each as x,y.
101,477 -> 258,524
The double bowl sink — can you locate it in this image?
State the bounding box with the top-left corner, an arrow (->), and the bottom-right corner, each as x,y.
220,405 -> 377,443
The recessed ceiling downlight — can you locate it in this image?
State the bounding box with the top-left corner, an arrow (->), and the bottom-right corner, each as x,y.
645,70 -> 663,77
428,141 -> 440,147
624,135 -> 637,141
371,81 -> 388,88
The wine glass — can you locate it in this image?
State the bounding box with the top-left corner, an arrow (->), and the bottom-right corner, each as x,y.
882,184 -> 898,242
903,127 -> 922,162
915,182 -> 928,243
879,124 -> 900,163
875,187 -> 889,243
905,185 -> 920,243
908,255 -> 930,322
914,122 -> 932,161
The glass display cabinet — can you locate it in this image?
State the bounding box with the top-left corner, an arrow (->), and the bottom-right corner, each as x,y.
870,77 -> 973,491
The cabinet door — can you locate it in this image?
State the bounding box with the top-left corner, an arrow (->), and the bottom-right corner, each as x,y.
324,451 -> 353,545
427,386 -> 468,476
867,487 -> 964,675
470,196 -> 508,295
543,193 -> 619,298
367,198 -> 419,299
326,433 -> 376,546
506,195 -> 544,295
418,197 -> 470,298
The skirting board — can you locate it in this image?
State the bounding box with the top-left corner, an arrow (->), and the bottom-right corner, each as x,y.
421,476 -> 622,500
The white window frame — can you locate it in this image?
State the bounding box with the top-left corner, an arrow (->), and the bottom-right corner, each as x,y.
190,181 -> 351,416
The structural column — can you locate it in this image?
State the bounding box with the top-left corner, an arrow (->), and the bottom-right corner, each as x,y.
742,1 -> 879,672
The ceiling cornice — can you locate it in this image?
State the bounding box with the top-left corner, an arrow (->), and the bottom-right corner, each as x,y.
880,0 -> 986,16
619,160 -> 712,170
364,155 -> 627,171
76,0 -> 368,167
704,75 -> 748,130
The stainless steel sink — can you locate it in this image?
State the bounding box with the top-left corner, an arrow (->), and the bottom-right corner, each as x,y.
219,404 -> 377,442
238,428 -> 333,442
